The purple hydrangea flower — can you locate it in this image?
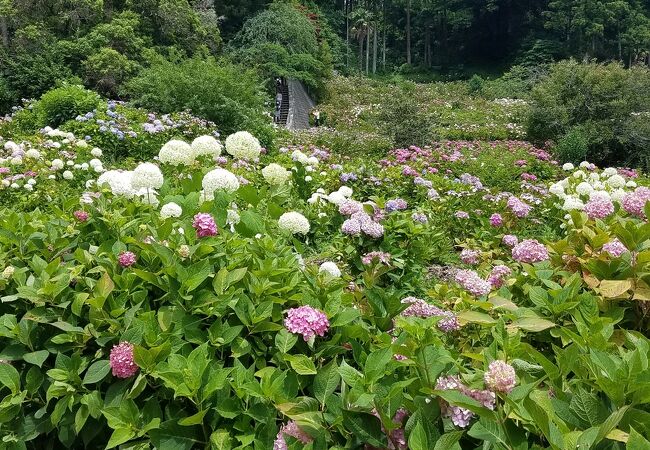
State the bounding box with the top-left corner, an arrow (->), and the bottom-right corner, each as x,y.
602,239 -> 628,257
489,213 -> 503,227
400,297 -> 460,332
512,239 -> 549,263
118,251 -> 137,268
284,306 -> 329,341
460,249 -> 480,265
484,360 -> 516,393
192,213 -> 218,238
584,197 -> 614,220
502,234 -> 519,247
109,342 -> 138,378
454,270 -> 492,297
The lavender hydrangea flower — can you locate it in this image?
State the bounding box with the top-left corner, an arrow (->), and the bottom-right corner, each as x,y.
460,249 -> 480,265
502,234 -> 519,247
400,297 -> 460,332
455,270 -> 492,297
385,198 -> 408,212
489,213 -> 503,227
602,239 -> 628,257
584,197 -> 614,220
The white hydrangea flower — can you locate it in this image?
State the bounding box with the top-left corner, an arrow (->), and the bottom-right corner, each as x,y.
24,184 -> 33,191
278,212 -> 310,235
89,158 -> 102,168
262,163 -> 291,185
327,191 -> 346,205
81,163 -> 90,170
549,183 -> 565,196
159,140 -> 195,165
63,170 -> 73,180
136,188 -> 159,207
626,180 -> 637,188
132,162 -> 164,190
610,189 -> 626,203
97,170 -> 135,198
91,147 -> 103,158
338,186 -> 353,197
291,150 -> 310,165
160,202 -> 183,219
198,189 -> 214,204
572,170 -> 586,179
562,196 -> 585,211
76,140 -> 88,148
51,159 -> 64,170
305,176 -> 312,182
319,261 -> 341,278
588,172 -> 600,182
4,141 -> 19,152
27,179 -> 36,186
25,149 -> 41,159
605,174 -> 625,189
10,157 -> 22,165
227,209 -> 240,226
562,163 -> 575,171
192,135 -> 222,157
575,182 -> 594,196
589,190 -> 610,201
10,183 -> 19,189
602,167 -> 617,177
47,175 -> 55,180
225,131 -> 261,160
306,156 -> 319,166
202,168 -> 240,194
559,177 -> 570,188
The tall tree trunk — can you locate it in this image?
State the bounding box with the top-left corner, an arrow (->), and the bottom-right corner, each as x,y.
345,0 -> 350,69
359,35 -> 364,72
382,0 -> 386,71
373,21 -> 378,74
406,0 -> 411,65
366,25 -> 370,74
0,17 -> 8,47
618,34 -> 622,61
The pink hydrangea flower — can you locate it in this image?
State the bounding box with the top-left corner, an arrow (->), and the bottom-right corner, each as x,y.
109,342 -> 138,378
512,239 -> 549,263
454,270 -> 492,297
507,196 -> 532,218
73,210 -> 89,222
284,306 -> 329,341
339,200 -> 363,216
487,265 -> 512,288
372,408 -> 409,450
192,213 -> 218,238
274,421 -> 312,447
362,251 -> 391,265
455,211 -> 469,219
436,375 -> 495,428
400,297 -> 460,332
489,213 -> 503,227
622,187 -> 650,218
341,218 -> 361,235
118,251 -> 137,267
484,360 -> 516,393
502,234 -> 519,247
584,197 -> 614,220
602,239 -> 628,257
460,249 -> 480,265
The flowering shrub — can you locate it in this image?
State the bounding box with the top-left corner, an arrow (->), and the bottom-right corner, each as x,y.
0,112 -> 649,449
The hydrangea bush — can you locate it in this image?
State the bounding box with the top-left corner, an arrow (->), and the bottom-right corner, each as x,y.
0,116 -> 649,449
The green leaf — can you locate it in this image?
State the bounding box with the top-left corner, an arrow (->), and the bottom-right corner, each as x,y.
96,271 -> 114,299
599,279 -> 632,298
342,410 -> 387,447
286,354 -> 317,375
210,430 -> 233,450
184,261 -> 212,292
149,420 -> 202,450
23,350 -> 49,368
434,431 -> 464,450
314,360 -> 339,405
468,419 -> 508,446
570,388 -> 604,427
178,410 -> 208,426
106,428 -> 136,449
509,317 -> 556,332
364,348 -> 392,383
408,421 -> 429,450
275,329 -> 298,354
0,363 -> 20,394
83,360 -> 111,384
457,310 -> 497,325
627,427 -> 650,449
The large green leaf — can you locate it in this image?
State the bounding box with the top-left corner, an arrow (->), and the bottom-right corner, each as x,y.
342,410 -> 387,447
313,360 -> 339,405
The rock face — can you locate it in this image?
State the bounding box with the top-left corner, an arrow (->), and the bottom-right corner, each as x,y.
286,78 -> 315,130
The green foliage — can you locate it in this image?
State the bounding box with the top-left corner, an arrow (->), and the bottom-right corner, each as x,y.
83,48 -> 140,97
527,60 -> 650,167
556,127 -> 589,163
125,56 -> 272,146
0,75 -> 15,114
34,85 -> 101,129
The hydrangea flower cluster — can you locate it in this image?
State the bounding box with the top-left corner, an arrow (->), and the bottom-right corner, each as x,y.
278,212 -> 310,235
284,306 -> 329,341
160,202 -> 182,219
460,249 -> 480,265
412,212 -> 428,223
339,200 -> 364,216
202,168 -> 240,195
487,265 -> 512,288
484,360 -> 517,393
192,213 -> 218,238
361,251 -> 391,265
502,234 -> 519,247
489,213 -> 503,227
225,131 -> 261,160
262,163 -> 291,185
584,197 -> 614,220
158,140 -> 195,165
436,375 -> 495,428
341,211 -> 384,238
191,135 -> 222,156
506,196 -> 532,218
319,261 -> 341,278
511,239 -> 549,263
455,211 -> 469,219
385,198 -> 408,212
131,162 -> 164,190
109,342 -> 138,378
622,187 -> 650,218
455,270 -> 492,297
373,408 -> 409,450
273,421 -> 313,450
400,297 -> 460,332
118,251 -> 137,268
73,210 -> 89,222
602,239 -> 628,257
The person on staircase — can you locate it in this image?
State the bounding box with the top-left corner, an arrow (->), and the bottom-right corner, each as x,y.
312,108 -> 321,127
